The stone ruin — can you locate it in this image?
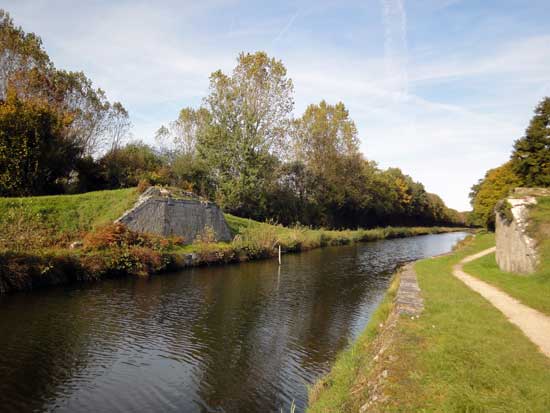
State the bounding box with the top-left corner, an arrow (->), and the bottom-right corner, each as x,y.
495,187 -> 550,274
116,187 -> 233,244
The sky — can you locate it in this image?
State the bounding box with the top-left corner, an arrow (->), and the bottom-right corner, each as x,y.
4,0 -> 550,210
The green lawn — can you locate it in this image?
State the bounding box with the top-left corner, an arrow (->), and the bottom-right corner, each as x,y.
383,233 -> 550,412
308,233 -> 550,412
464,252 -> 550,316
0,188 -> 139,234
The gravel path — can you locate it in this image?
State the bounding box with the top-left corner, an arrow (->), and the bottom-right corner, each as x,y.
453,247 -> 550,357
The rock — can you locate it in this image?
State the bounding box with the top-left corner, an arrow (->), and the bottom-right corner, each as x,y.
69,241 -> 83,250
495,188 -> 547,274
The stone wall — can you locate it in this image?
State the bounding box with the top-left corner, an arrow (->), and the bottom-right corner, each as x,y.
116,187 -> 233,244
495,188 -> 544,274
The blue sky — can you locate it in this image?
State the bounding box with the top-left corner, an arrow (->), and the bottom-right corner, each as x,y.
4,0 -> 550,210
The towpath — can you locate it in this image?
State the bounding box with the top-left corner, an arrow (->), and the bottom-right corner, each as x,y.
453,247 -> 550,357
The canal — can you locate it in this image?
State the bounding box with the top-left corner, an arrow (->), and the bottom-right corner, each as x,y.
0,232 -> 467,412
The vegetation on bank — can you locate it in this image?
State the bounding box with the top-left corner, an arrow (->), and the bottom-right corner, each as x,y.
308,233 -> 550,412
0,188 -> 138,241
0,187 -> 464,294
464,196 -> 550,315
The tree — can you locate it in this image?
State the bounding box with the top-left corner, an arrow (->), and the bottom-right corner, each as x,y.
106,102 -> 131,152
0,9 -> 51,100
1,10 -> 129,157
11,68 -> 127,156
197,51 -> 294,216
99,141 -> 165,188
291,100 -> 365,226
292,101 -> 360,172
160,52 -> 462,229
469,161 -> 522,229
511,97 -> 550,187
0,90 -> 80,195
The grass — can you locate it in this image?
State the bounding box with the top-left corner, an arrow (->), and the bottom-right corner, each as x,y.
464,196 -> 550,316
464,252 -> 550,315
0,188 -> 139,234
308,233 -> 550,412
224,214 -> 465,253
383,234 -> 550,411
529,196 -> 550,269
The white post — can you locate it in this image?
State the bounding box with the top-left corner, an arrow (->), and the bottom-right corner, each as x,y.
278,244 -> 282,265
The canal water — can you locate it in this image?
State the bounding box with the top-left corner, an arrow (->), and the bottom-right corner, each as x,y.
0,232 -> 467,413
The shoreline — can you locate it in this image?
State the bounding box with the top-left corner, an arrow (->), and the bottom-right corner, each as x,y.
307,235 -> 470,412
307,232 -> 550,412
0,226 -> 468,295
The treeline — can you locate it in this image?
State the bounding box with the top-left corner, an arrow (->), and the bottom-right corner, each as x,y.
0,10 -> 464,229
470,97 -> 550,228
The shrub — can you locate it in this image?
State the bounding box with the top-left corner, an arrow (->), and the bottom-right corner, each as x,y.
232,224 -> 279,258
83,223 -> 142,250
83,223 -> 184,251
495,200 -> 514,224
0,203 -> 55,252
137,178 -> 151,194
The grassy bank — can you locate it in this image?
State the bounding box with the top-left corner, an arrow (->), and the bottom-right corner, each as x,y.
464,196 -> 550,315
0,188 -> 139,235
0,188 -> 465,294
308,233 -> 550,412
308,269 -> 401,412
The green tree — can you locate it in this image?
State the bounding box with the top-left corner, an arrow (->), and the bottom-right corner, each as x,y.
99,141 -> 165,188
197,51 -> 294,217
0,90 -> 80,195
291,100 -> 366,226
512,97 -> 550,187
469,161 -> 523,229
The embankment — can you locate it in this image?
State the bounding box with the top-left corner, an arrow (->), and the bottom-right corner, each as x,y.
0,223 -> 463,294
0,187 -> 467,294
308,233 -> 550,412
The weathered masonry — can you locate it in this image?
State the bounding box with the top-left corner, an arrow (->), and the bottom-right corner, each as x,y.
116,187 -> 233,244
495,188 -> 549,274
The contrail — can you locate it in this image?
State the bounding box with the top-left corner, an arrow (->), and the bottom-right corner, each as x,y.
381,0 -> 409,97
273,11 -> 300,43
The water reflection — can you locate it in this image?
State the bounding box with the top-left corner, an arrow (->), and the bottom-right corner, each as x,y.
0,232 -> 467,412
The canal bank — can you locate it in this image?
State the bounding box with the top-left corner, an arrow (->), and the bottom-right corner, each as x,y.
0,218 -> 465,294
308,233 -> 550,412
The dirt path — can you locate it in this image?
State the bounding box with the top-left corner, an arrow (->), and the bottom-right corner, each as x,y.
453,247 -> 550,357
